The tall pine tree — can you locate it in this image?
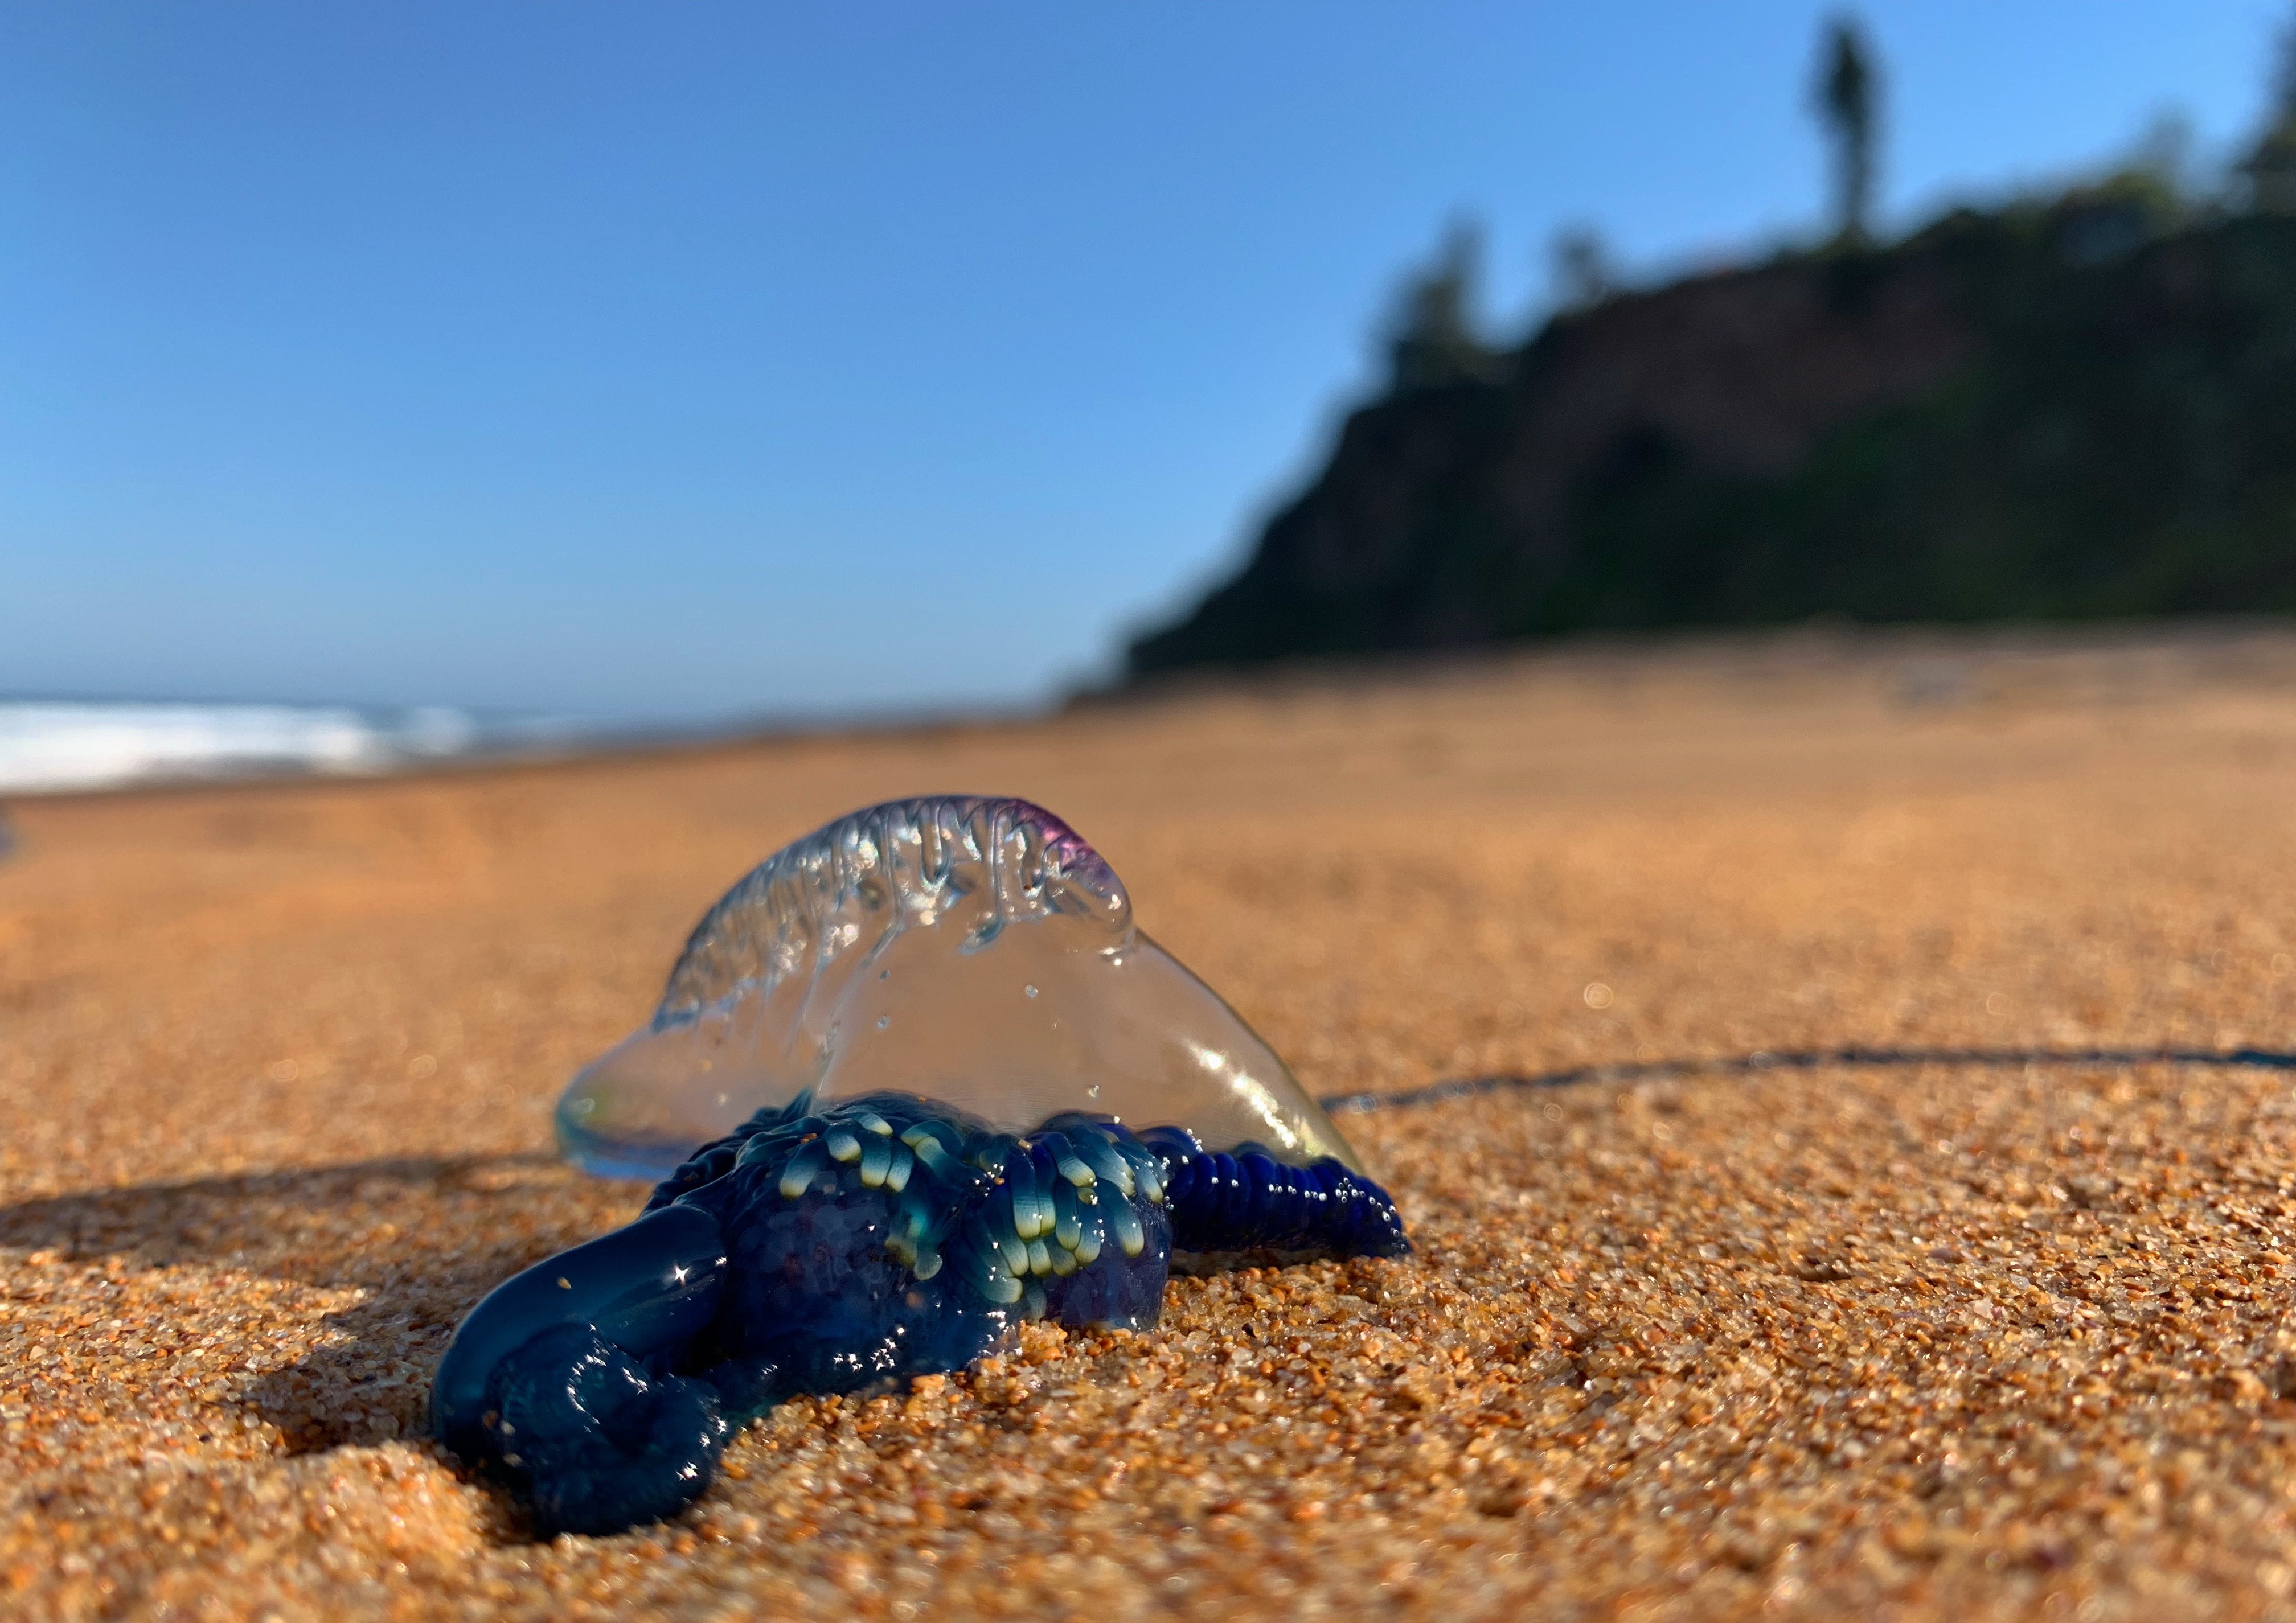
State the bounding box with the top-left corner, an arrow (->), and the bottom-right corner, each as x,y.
1814,15 -> 1880,244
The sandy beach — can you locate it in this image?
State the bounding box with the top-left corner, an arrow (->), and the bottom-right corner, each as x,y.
13,626 -> 2296,1620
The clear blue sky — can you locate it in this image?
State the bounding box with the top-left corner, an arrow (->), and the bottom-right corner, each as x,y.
2,2 -> 2285,720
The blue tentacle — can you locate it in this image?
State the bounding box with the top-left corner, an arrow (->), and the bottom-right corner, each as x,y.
1136,1126 -> 1411,1259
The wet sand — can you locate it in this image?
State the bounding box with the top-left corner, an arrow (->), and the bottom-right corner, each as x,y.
11,626 -> 2296,1619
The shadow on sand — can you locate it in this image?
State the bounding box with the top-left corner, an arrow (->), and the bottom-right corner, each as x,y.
1321,1043 -> 2296,1113
0,1151 -> 643,1452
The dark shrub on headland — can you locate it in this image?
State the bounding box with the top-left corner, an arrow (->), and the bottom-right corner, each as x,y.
1129,186 -> 2296,676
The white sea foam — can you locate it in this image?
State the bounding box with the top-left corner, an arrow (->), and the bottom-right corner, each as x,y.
0,702 -> 487,794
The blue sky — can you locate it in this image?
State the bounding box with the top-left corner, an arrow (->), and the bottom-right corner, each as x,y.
2,1 -> 2286,720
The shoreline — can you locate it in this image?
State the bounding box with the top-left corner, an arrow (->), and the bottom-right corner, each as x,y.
20,610 -> 2296,810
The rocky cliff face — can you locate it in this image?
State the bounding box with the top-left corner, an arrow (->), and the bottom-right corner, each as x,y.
1129,203 -> 2296,675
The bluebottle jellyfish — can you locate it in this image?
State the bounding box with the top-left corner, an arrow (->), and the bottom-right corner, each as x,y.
432,796 -> 1408,1537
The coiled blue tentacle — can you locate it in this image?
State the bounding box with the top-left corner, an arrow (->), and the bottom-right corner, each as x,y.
481,1324 -> 729,1537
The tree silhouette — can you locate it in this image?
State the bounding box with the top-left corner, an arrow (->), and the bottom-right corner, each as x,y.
1387,221 -> 1493,390
1813,15 -> 1879,244
1549,226 -> 1618,312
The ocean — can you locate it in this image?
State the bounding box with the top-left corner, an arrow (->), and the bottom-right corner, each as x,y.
0,701 -> 602,795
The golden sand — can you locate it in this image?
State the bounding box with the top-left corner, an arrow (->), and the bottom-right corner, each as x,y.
11,627 -> 2296,1619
